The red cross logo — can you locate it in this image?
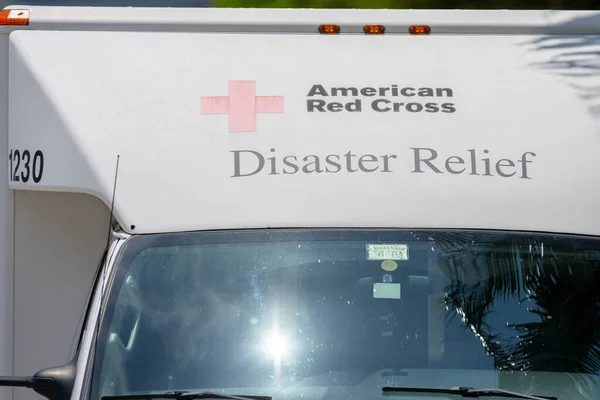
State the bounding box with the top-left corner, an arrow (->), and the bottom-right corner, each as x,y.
201,80 -> 284,132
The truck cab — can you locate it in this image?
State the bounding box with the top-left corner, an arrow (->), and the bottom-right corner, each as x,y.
0,6 -> 599,400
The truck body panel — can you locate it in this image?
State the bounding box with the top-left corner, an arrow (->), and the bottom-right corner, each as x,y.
13,191 -> 108,400
6,21 -> 600,235
0,28 -> 15,400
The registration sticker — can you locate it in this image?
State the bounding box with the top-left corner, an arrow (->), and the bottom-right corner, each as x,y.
366,244 -> 409,261
381,260 -> 398,271
373,283 -> 401,299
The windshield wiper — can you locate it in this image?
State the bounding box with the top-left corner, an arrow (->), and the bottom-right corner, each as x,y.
102,391 -> 272,400
382,386 -> 556,400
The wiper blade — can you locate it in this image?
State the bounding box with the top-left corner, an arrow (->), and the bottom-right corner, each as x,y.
382,386 -> 556,400
102,391 -> 272,400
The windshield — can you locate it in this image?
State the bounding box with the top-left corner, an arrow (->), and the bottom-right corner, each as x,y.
89,230 -> 600,400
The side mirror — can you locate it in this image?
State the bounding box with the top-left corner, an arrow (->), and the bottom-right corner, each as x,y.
0,359 -> 77,400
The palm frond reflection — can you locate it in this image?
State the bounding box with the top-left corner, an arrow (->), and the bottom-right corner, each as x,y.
431,232 -> 600,378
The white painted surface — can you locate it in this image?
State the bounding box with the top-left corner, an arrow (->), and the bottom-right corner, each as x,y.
7,27 -> 600,236
13,191 -> 109,400
0,31 -> 14,400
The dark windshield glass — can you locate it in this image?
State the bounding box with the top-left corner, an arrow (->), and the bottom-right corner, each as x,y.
90,230 -> 600,400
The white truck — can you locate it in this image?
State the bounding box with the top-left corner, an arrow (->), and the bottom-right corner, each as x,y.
0,5 -> 599,400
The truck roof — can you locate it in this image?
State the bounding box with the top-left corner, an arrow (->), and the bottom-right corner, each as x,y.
2,6 -> 600,34
3,7 -> 600,236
